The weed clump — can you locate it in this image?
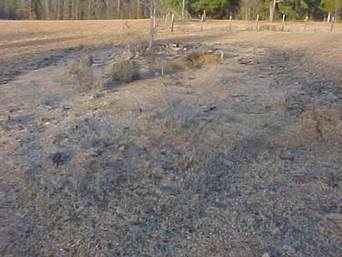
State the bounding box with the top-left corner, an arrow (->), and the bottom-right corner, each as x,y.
79,48 -> 94,69
70,48 -> 94,74
69,48 -> 101,90
104,60 -> 140,86
169,51 -> 224,72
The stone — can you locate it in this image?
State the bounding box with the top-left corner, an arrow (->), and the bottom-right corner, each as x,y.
117,144 -> 125,152
271,227 -> 281,236
50,151 -> 71,168
293,174 -> 318,184
320,172 -> 337,187
89,160 -> 103,173
223,159 -> 234,168
279,150 -> 295,161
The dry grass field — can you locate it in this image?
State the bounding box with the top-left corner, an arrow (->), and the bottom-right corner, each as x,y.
0,19 -> 341,257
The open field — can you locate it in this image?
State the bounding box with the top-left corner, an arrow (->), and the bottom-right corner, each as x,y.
1,20 -> 342,257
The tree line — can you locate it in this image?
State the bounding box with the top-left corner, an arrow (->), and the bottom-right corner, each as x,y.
0,0 -> 152,19
0,0 -> 341,20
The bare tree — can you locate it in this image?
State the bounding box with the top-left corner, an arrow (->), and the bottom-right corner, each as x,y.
137,0 -> 141,18
56,0 -> 61,19
269,0 -> 276,22
44,0 -> 50,19
117,0 -> 121,17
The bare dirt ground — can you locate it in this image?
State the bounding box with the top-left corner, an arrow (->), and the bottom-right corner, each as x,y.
0,20 -> 341,257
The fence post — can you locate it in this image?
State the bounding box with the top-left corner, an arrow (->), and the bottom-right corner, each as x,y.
304,16 -> 308,32
153,7 -> 156,29
330,16 -> 335,32
201,10 -> 206,31
170,13 -> 175,32
256,14 -> 259,32
281,14 -> 285,31
149,4 -> 154,50
229,15 -> 232,31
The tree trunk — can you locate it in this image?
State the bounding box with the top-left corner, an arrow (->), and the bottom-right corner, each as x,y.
137,0 -> 140,18
87,0 -> 91,19
28,0 -> 33,19
45,0 -> 50,19
117,0 -> 121,18
71,0 -> 74,19
72,0 -> 79,20
59,0 -> 64,19
56,0 -> 61,20
76,0 -> 80,19
269,0 -> 276,22
149,0 -> 154,50
63,0 -> 70,19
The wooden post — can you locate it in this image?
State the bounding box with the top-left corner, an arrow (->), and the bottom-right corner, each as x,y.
153,7 -> 156,29
137,0 -> 140,18
327,12 -> 331,23
256,14 -> 259,32
149,1 -> 154,50
229,15 -> 232,31
330,16 -> 335,32
304,16 -> 308,32
281,14 -> 285,31
201,10 -> 206,31
117,0 -> 121,18
269,0 -> 276,22
165,12 -> 169,25
201,17 -> 203,31
161,59 -> 165,76
170,13 -> 175,32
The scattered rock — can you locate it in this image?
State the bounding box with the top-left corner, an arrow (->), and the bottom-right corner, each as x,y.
271,227 -> 281,236
262,253 -> 271,257
160,186 -> 179,195
50,151 -> 71,168
89,160 -> 103,173
40,98 -> 60,109
238,57 -> 254,65
117,144 -> 126,152
324,92 -> 338,103
320,172 -> 337,187
62,105 -> 72,111
282,245 -> 296,255
223,159 -> 234,168
52,177 -> 70,190
279,150 -> 295,161
203,105 -> 217,113
293,174 -> 318,184
94,92 -> 105,98
40,117 -> 51,124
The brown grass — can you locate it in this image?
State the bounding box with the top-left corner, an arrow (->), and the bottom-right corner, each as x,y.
104,60 -> 140,85
1,19 -> 342,257
169,51 -> 224,71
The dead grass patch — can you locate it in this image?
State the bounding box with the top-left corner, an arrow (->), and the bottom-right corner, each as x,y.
103,60 -> 140,86
169,51 -> 224,71
275,103 -> 342,147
